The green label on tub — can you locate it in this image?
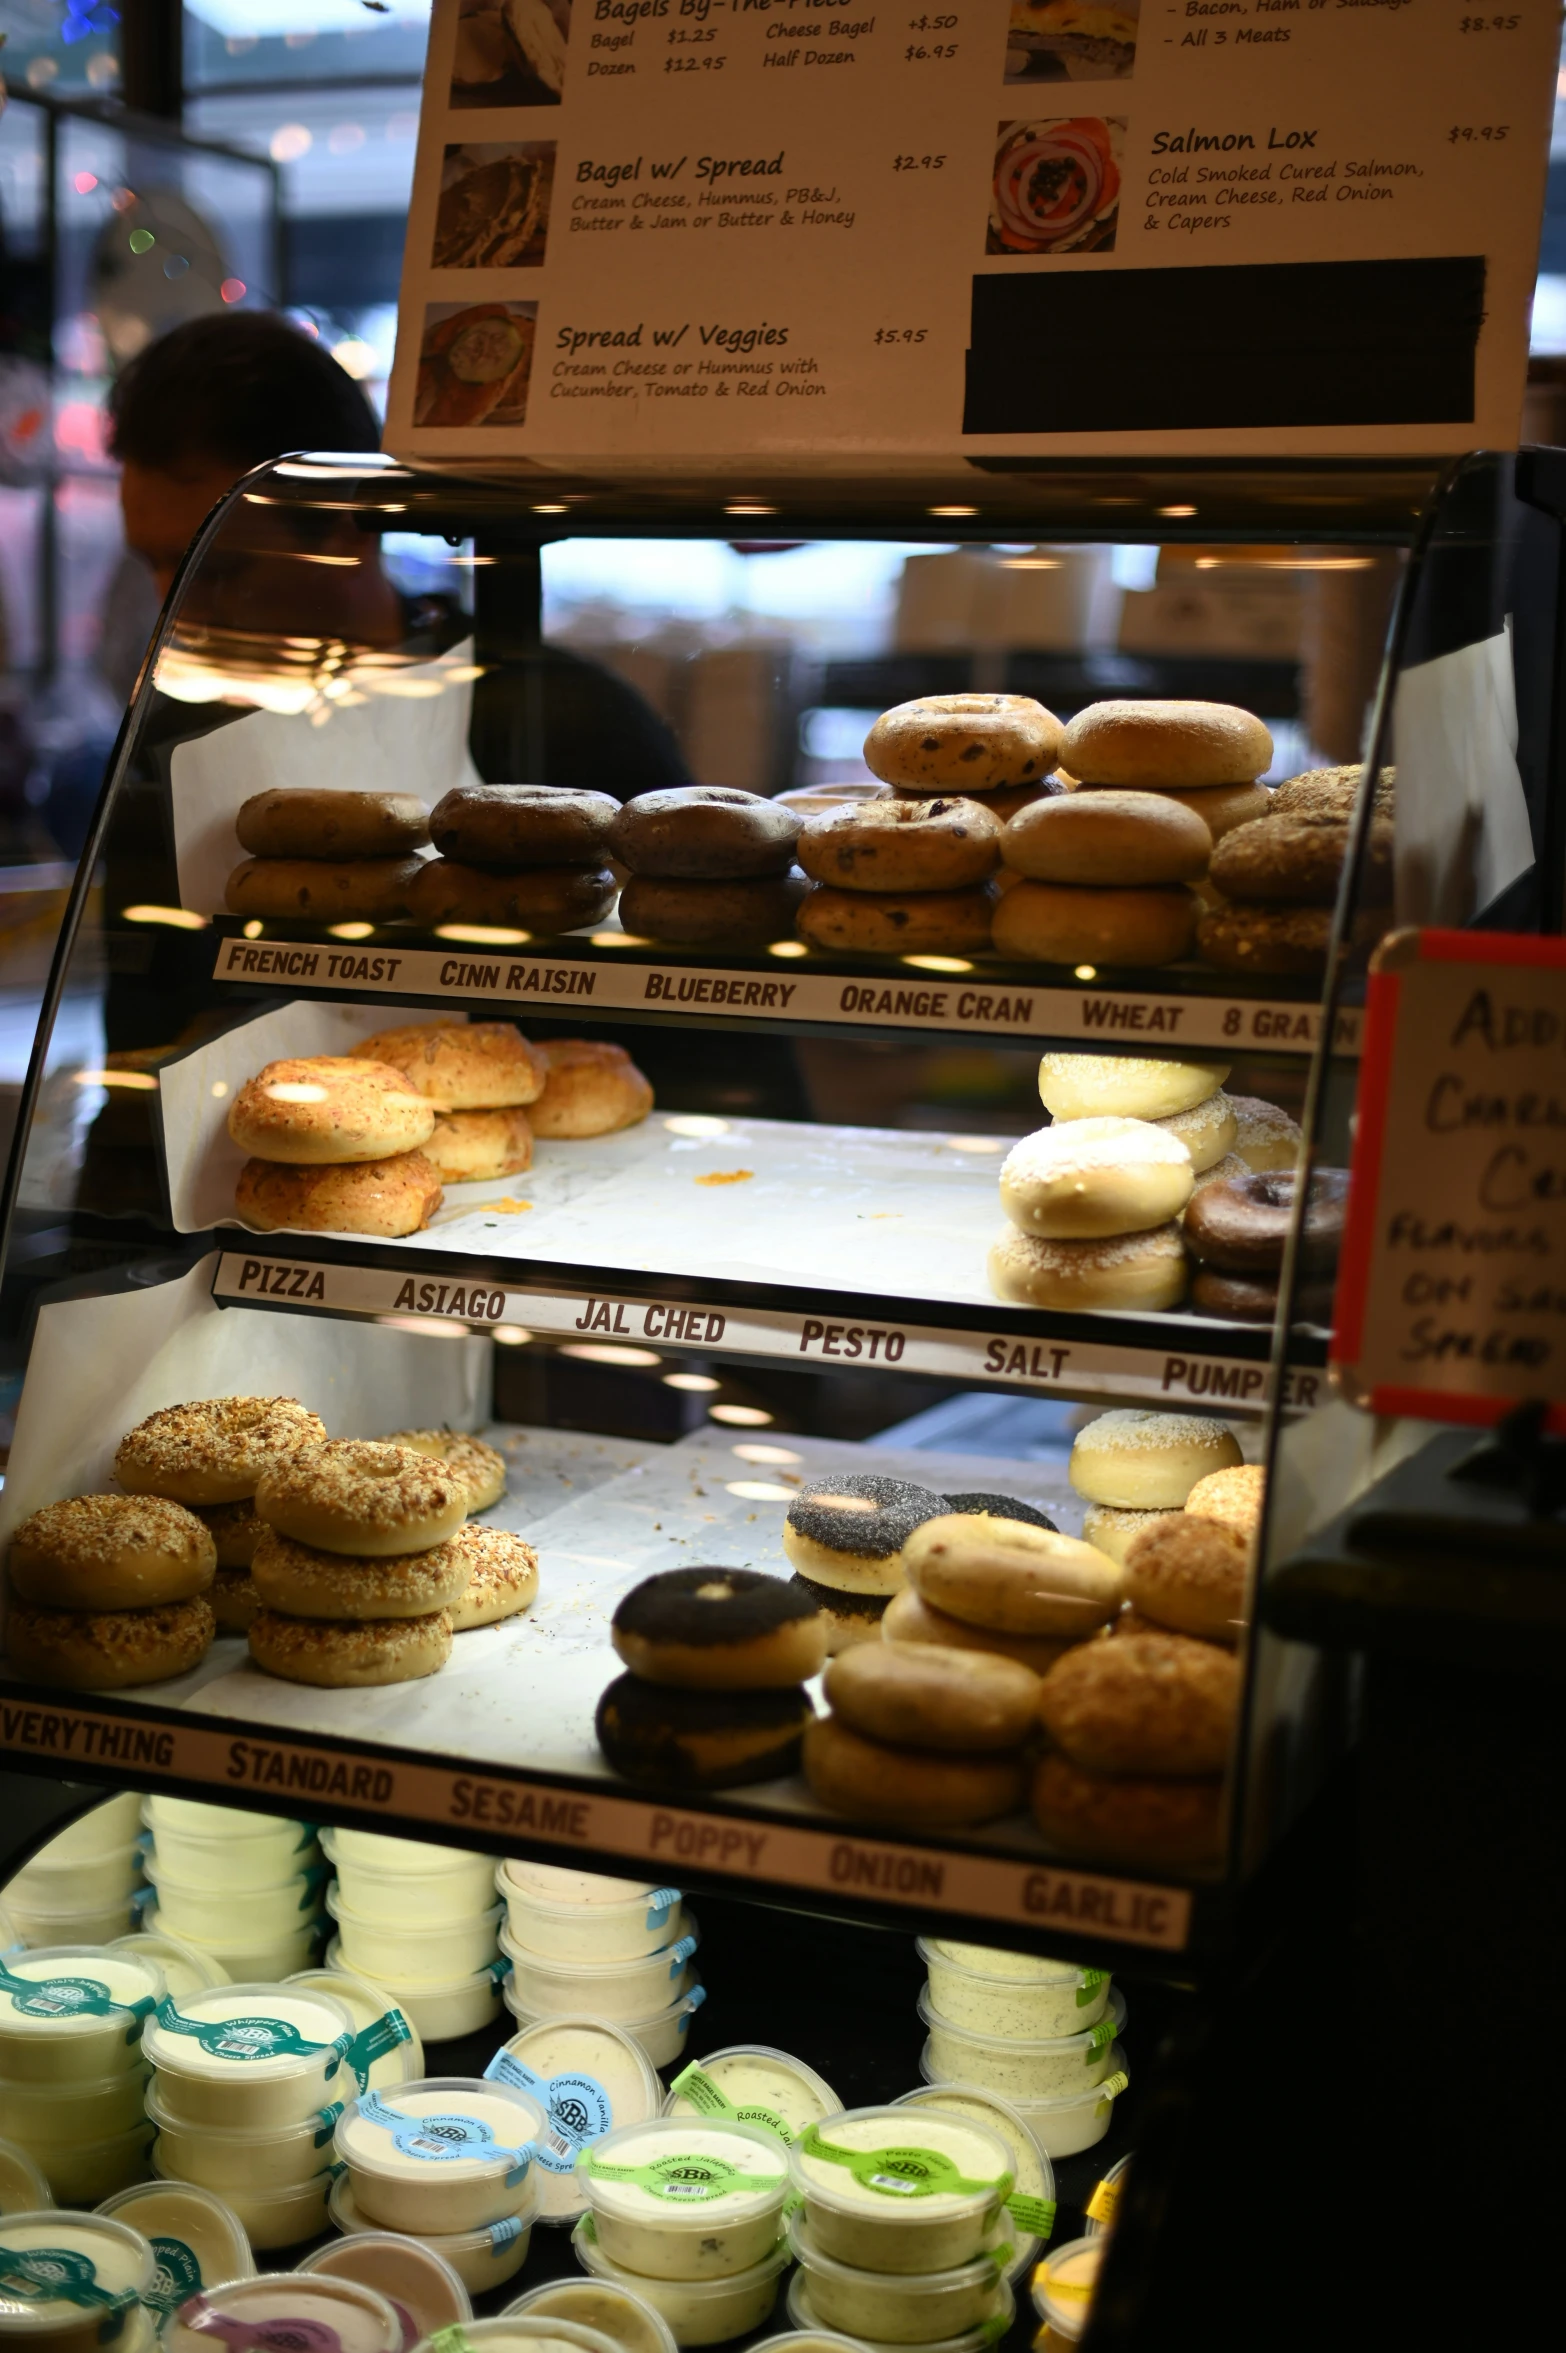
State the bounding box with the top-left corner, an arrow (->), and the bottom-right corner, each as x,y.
1095,2071 -> 1130,2113
429,2332 -> 476,2353
669,2064 -> 794,2147
0,1957 -> 147,2025
155,1999 -> 346,2066
144,2238 -> 203,2317
1005,2192 -> 1057,2240
0,2247 -> 137,2315
1075,1970 -> 1108,2006
580,2149 -> 784,2204
1084,2020 -> 1117,2062
798,2126 -> 1011,2205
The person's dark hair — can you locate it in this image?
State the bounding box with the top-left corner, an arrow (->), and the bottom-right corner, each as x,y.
108,309 -> 380,471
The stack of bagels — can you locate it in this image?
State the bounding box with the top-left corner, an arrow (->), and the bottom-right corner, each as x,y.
229,1051 -> 448,1240
226,787 -> 430,926
351,1018 -> 546,1183
609,785 -> 805,950
411,784 -> 620,936
1198,762 -> 1395,977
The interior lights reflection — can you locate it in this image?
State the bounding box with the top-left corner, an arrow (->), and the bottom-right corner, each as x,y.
1075,964 -> 1097,980
732,1443 -> 803,1464
492,1326 -> 532,1346
664,1371 -> 720,1392
726,1480 -> 795,1502
329,923 -> 375,940
121,905 -> 208,929
709,1404 -> 774,1426
768,940 -> 808,958
243,920 -> 263,939
664,1115 -> 730,1138
946,1136 -> 1006,1153
903,955 -> 972,973
434,924 -> 531,945
376,1316 -> 469,1339
560,1343 -> 663,1368
73,1070 -> 156,1090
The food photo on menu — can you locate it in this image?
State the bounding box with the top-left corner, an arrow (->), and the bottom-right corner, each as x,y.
1005,0 -> 1140,84
433,141 -> 556,270
449,0 -> 571,106
414,300 -> 538,427
989,115 -> 1124,254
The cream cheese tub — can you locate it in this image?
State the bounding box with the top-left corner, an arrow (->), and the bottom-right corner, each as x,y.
144,1797 -> 309,1843
0,1949 -> 163,2086
7,1844 -> 142,1909
142,1862 -> 326,1947
499,1926 -> 699,2026
754,2327 -> 863,2353
323,1833 -> 497,1926
916,1989 -> 1126,2103
1029,2237 -> 1101,2342
328,2174 -> 536,2297
785,2275 -> 1003,2353
0,2066 -> 150,2148
96,2181 -> 254,2313
891,2085 -> 1056,2277
997,2056 -> 1129,2164
301,2231 -> 471,2348
150,2152 -> 335,2254
324,1943 -> 503,2046
576,2119 -> 787,2283
160,2273 -> 401,2353
286,1970 -> 424,2093
143,1821 -> 319,1894
1083,2153 -> 1128,2237
486,2017 -> 660,2223
496,1867 -> 684,1965
573,2217 -> 789,2348
145,2081 -> 341,2192
137,1914 -> 319,1987
1,1896 -> 138,1952
786,2213 -> 1014,2347
33,2124 -> 153,2207
506,2273 -> 678,2353
915,1945 -> 1110,2041
327,1893 -> 502,1986
662,2050 -> 841,2148
38,1797 -> 145,1861
503,1988 -> 705,2076
325,1831 -> 494,1879
142,1984 -> 357,2128
0,2143 -> 50,2218
107,1936 -> 229,1998
788,2108 -> 1012,2276
408,2319 -> 619,2353
0,2209 -> 153,2353
334,2077 -> 546,2237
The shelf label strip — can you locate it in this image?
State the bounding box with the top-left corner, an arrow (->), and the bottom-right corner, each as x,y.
0,1695 -> 1192,1950
210,937 -> 1355,1056
210,1253 -> 1319,1415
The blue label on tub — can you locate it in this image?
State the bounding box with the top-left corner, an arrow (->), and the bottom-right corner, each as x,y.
486,2217 -> 523,2253
645,1888 -> 681,1930
356,2091 -> 532,2186
484,2049 -> 613,2175
666,1935 -> 697,1979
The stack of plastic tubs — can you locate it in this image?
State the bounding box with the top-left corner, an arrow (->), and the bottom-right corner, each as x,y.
329,2073 -> 544,2299
498,1861 -> 704,2067
573,2115 -> 792,2347
1,1794 -> 146,1947
914,1939 -> 1130,2159
322,1829 -> 504,2041
0,2210 -> 160,2353
0,1941 -> 163,2202
142,1799 -> 323,1980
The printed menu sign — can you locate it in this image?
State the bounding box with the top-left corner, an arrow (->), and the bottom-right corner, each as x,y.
1332,930 -> 1566,1429
386,0 -> 1557,464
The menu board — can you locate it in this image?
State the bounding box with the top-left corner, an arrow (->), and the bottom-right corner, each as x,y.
384,0 -> 1559,466
1332,929 -> 1566,1430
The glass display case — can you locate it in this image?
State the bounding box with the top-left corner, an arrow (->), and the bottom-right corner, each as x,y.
0,447 -> 1551,1984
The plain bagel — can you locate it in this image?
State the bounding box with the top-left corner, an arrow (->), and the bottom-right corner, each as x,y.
803,1714 -> 1025,1828
799,797 -> 1001,893
904,1512 -> 1125,1638
992,879 -> 1197,967
1062,700 -> 1273,788
1002,790 -> 1211,887
235,789 -> 430,860
823,1640 -> 1040,1753
863,694 -> 1063,792
1074,776 -> 1272,840
610,787 -> 799,879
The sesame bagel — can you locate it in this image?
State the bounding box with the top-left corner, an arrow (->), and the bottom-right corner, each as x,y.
798,797 -> 1001,893
235,789 -> 430,860
251,1527 -> 472,1620
904,1514 -> 1124,1639
255,1439 -> 469,1558
235,1153 -> 443,1239
999,1116 -> 1194,1240
863,694 -> 1063,792
9,1495 -> 216,1612
382,1430 -> 507,1513
228,1059 -> 436,1165
1002,790 -> 1211,887
445,1525 -> 538,1630
430,784 -> 619,869
225,856 -> 424,923
1062,700 -> 1273,788
782,1473 -> 946,1596
611,1566 -> 828,1690
116,1396 -> 328,1504
528,1040 -> 653,1137
988,1222 -> 1188,1312
350,1022 -> 547,1110
5,1595 -> 215,1690
248,1607 -> 453,1688
422,1107 -> 533,1183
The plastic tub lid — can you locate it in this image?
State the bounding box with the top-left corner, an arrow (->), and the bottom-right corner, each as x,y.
418,2321 -> 621,2353
918,2041 -> 1129,2120
143,1798 -> 311,1842
752,2333 -> 864,2353
576,2118 -> 789,2233
485,2016 -> 660,2182
321,1828 -> 494,1877
145,2075 -> 343,2153
0,1902 -> 18,1956
108,1932 -> 230,1995
148,2145 -> 332,2214
300,2231 -> 472,2347
915,1942 -> 1111,1999
1031,2237 -> 1102,2337
134,1907 -> 316,1966
890,2083 -> 1056,2253
8,1841 -> 141,1887
573,2215 -> 790,2299
286,1968 -> 425,2089
0,1946 -> 164,2043
788,2106 -> 1014,2223
335,2077 -> 546,2191
327,1888 -> 504,1942
159,2273 -> 402,2353
323,1937 -> 506,2006
497,1918 -> 700,1984
143,1982 -> 358,2086
502,1983 -> 707,2039
496,1863 -> 681,1927
0,2142 -> 52,2218
785,2208 -> 1013,2295
916,1984 -> 1127,2057
661,2047 -> 843,2145
145,1856 -> 328,1913
328,2168 -> 538,2256
95,2179 -> 256,2309
0,2211 -> 154,2337
784,2272 -> 1006,2353
504,2272 -> 678,2353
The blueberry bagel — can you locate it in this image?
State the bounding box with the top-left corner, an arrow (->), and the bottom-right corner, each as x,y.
611,1566 -> 828,1690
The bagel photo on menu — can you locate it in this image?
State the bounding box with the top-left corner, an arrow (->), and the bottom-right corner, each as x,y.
988,116 -> 1124,254
450,0 -> 571,109
414,301 -> 537,429
1005,0 -> 1140,82
433,140 -> 555,269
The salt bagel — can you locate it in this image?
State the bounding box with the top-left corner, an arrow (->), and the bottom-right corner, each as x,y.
803,1714 -> 1025,1828
382,1430 -> 507,1513
445,1525 -> 538,1630
1228,1096 -> 1302,1173
5,1595 -> 215,1690
407,860 -> 618,934
904,1513 -> 1124,1638
116,1395 -> 328,1504
1152,1089 -> 1236,1174
235,1153 -> 443,1239
1062,700 -> 1273,788
235,789 -> 430,860
1002,791 -> 1211,887
863,694 -> 1063,792
1183,1166 -> 1349,1274
597,1675 -> 813,1790
1032,1752 -> 1224,1865
248,1607 -> 452,1688
422,1107 -> 533,1182
251,1526 -> 472,1620
225,857 -> 424,923
1210,814 -> 1393,908
350,1022 -> 547,1110
1069,1409 -> 1241,1510
1038,1630 -> 1240,1775
228,1059 -> 436,1165
988,1222 -> 1187,1312
618,873 -> 807,949
610,787 -> 799,880
1123,1513 -> 1248,1644
797,883 -> 996,956
991,879 -> 1197,967
824,1641 -> 1040,1753
611,1565 -> 828,1690
9,1496 -> 216,1611
999,1116 -> 1194,1240
782,1473 -> 946,1596
798,798 -> 1001,893
430,784 -> 619,869
255,1439 -> 469,1558
1038,1053 -> 1229,1123
528,1039 -> 653,1137
1074,777 -> 1272,840
1079,1503 -> 1174,1570
880,1585 -> 1077,1676
1185,1462 -> 1265,1541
